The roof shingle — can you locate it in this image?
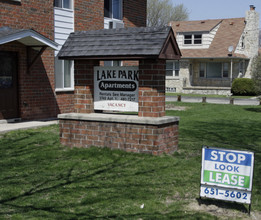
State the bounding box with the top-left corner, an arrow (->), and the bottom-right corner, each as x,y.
171,18 -> 247,59
170,19 -> 222,33
58,26 -> 181,60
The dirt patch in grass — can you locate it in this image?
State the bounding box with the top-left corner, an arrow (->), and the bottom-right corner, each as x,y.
187,199 -> 261,220
166,104 -> 190,111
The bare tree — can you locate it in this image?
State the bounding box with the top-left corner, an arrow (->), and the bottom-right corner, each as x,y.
147,0 -> 189,27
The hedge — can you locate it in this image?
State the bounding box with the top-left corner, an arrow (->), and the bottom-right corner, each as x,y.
231,78 -> 257,96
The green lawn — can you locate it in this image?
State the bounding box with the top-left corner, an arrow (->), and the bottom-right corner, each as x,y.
0,103 -> 260,219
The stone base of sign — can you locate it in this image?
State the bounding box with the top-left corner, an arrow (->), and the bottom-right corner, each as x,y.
58,113 -> 179,155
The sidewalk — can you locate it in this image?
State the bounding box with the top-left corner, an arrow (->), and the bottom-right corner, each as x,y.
0,119 -> 58,134
0,96 -> 260,134
166,96 -> 261,106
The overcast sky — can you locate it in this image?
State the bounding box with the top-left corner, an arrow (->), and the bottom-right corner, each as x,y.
172,0 -> 261,28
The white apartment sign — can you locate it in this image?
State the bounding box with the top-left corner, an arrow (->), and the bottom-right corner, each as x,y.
94,66 -> 139,112
200,146 -> 254,204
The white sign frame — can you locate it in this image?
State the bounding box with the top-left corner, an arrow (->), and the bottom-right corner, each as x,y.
200,146 -> 254,205
94,66 -> 139,112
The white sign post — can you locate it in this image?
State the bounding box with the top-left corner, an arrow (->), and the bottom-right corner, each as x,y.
94,66 -> 139,112
200,146 -> 254,213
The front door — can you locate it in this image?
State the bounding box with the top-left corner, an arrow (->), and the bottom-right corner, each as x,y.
0,51 -> 19,119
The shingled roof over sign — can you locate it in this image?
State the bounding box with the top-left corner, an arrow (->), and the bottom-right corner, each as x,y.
58,26 -> 181,60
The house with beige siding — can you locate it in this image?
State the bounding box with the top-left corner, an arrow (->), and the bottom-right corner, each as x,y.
167,5 -> 259,95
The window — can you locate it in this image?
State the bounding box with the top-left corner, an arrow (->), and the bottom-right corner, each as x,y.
104,60 -> 122,67
104,0 -> 122,20
241,36 -> 245,49
207,62 -> 222,78
55,57 -> 74,90
54,0 -> 73,9
166,61 -> 180,77
104,0 -> 123,67
239,61 -> 244,76
184,34 -> 202,45
222,63 -> 229,78
199,62 -> 229,78
194,34 -> 202,44
238,61 -> 246,77
199,63 -> 206,78
189,63 -> 193,76
184,35 -> 192,44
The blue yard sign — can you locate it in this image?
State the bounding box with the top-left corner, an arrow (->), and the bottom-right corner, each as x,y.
200,146 -> 254,204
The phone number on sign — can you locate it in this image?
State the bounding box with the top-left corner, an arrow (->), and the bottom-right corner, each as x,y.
200,186 -> 251,204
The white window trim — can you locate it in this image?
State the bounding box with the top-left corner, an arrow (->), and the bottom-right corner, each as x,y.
104,60 -> 122,67
54,0 -> 74,11
54,6 -> 74,12
55,88 -> 75,92
104,0 -> 123,20
166,60 -> 180,79
184,33 -> 203,45
55,59 -> 74,92
54,1 -> 74,92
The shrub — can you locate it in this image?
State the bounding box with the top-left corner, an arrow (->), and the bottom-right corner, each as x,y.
231,78 -> 257,96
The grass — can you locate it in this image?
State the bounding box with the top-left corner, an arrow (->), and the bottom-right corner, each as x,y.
0,103 -> 260,219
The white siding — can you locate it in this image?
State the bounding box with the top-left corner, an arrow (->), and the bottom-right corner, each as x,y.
176,23 -> 220,50
54,7 -> 74,90
235,33 -> 245,55
206,24 -> 220,47
54,8 -> 74,56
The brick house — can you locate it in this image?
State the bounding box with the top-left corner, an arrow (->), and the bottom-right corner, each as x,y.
166,5 -> 259,95
0,0 -> 146,120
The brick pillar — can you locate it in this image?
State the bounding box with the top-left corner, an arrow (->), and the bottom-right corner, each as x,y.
74,60 -> 99,113
138,59 -> 166,117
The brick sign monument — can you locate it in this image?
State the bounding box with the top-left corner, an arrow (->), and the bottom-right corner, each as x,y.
58,27 -> 181,155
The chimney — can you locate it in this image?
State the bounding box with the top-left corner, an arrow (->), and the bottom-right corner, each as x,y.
250,5 -> 255,11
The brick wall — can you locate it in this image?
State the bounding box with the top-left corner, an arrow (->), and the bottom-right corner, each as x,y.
0,0 -> 147,120
74,0 -> 148,31
0,0 -> 57,120
59,118 -> 179,155
0,42 -> 58,120
55,92 -> 75,115
139,59 -> 166,117
74,60 -> 100,113
74,0 -> 104,31
123,0 -> 147,27
73,59 -> 166,117
56,0 -> 147,116
0,0 -> 54,39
